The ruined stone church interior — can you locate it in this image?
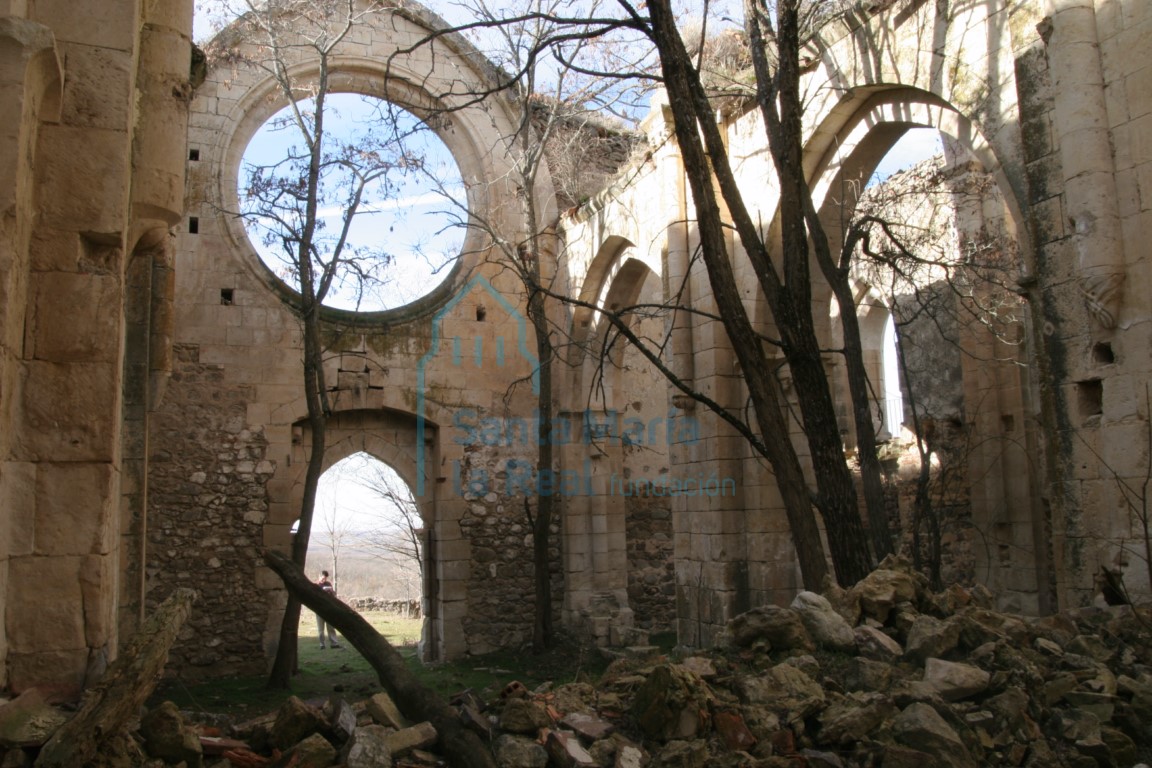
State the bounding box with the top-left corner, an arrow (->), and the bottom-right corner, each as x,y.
2,0 -> 1152,718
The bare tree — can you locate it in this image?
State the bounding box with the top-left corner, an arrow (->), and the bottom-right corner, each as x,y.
206,0 -> 438,687
404,0 -> 888,590
398,0 -> 651,650
316,492 -> 355,592
356,461 -> 424,593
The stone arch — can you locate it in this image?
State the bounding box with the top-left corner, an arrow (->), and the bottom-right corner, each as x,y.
806,91 -> 1026,253
803,87 -> 1043,609
273,407 -> 451,659
571,236 -> 644,346
560,232 -> 675,642
167,1 -> 557,669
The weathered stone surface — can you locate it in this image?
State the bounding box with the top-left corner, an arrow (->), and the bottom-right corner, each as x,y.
712,710 -> 756,750
339,724 -> 392,768
778,654 -> 821,678
854,568 -> 917,624
462,703 -> 494,740
615,744 -> 646,768
500,698 -> 551,734
384,721 -> 437,755
269,732 -> 336,768
881,745 -> 937,768
1054,709 -> 1102,742
269,696 -> 326,751
801,749 -> 846,768
650,739 -> 707,768
735,664 -> 826,723
1101,725 -> 1138,766
367,691 -> 409,729
493,733 -> 548,768
728,606 -> 812,650
843,657 -> 893,692
923,658 -> 991,702
325,697 -> 357,742
544,729 -> 597,768
854,625 -> 903,661
905,614 -> 961,662
1068,634 -> 1112,662
678,657 -> 716,679
0,688 -> 69,748
1064,690 -> 1116,722
986,687 -> 1029,732
817,692 -> 896,746
891,702 -> 975,768
955,609 -> 1027,650
791,591 -> 855,651
632,665 -> 710,742
140,700 -> 203,768
560,711 -> 614,741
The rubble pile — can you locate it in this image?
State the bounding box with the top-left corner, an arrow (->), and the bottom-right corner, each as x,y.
4,555 -> 1152,768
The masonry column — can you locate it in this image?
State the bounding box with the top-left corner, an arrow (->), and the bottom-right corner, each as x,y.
9,0 -> 137,688
1045,0 -> 1125,330
0,15 -> 60,693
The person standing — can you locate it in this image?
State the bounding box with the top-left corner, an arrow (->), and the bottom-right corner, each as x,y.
316,570 -> 342,649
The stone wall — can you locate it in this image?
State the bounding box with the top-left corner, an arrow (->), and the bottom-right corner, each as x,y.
148,344 -> 273,677
0,0 -> 192,694
454,440 -> 564,655
624,488 -> 675,632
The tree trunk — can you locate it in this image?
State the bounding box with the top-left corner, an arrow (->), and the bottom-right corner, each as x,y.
646,0 -> 830,590
263,550 -> 497,768
825,270 -> 895,560
267,58 -> 332,687
268,277 -> 329,689
527,285 -> 555,651
35,589 -> 198,768
743,0 -> 876,585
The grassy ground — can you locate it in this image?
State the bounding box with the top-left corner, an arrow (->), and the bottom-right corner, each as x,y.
150,611 -> 608,721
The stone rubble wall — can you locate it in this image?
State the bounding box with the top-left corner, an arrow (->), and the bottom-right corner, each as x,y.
147,344 -> 273,676
345,597 -> 422,617
456,444 -> 564,655
625,489 -> 675,633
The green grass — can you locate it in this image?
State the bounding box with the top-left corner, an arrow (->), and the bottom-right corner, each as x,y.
150,611 -> 608,721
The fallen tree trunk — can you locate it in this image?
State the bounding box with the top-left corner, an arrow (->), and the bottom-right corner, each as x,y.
35,588 -> 198,768
262,549 -> 497,768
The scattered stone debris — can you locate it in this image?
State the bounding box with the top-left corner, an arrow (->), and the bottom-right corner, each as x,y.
7,555 -> 1152,768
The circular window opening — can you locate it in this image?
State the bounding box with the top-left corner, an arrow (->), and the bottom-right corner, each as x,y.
239,93 -> 465,312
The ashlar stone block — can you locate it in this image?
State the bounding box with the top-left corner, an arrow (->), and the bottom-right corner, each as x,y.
28,271 -> 121,363
15,360 -> 119,462
57,41 -> 132,132
0,460 -> 35,558
33,461 -> 115,556
80,553 -> 114,648
6,553 -> 85,653
6,648 -> 87,697
32,0 -> 137,50
36,124 -> 130,233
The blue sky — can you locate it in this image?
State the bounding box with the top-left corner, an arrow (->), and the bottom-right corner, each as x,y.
240,94 -> 465,312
